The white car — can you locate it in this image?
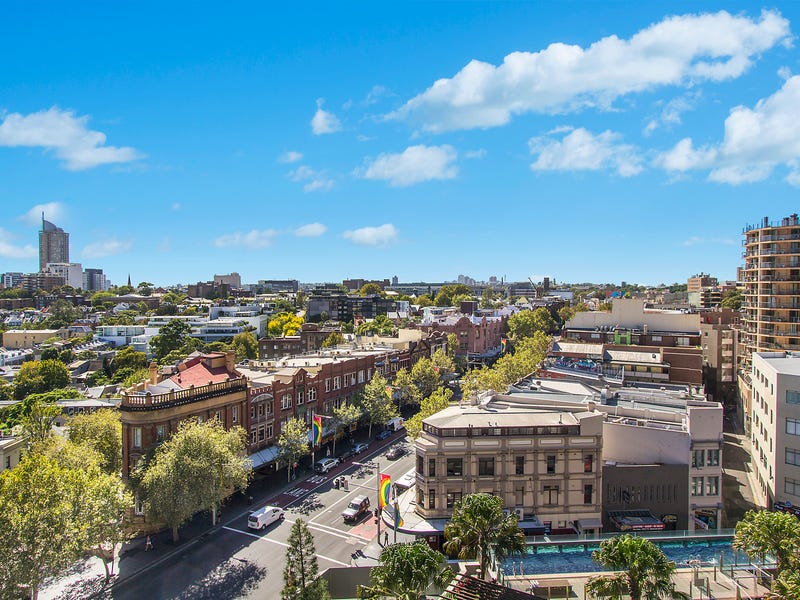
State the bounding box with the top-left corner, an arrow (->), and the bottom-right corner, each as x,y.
248,505 -> 285,530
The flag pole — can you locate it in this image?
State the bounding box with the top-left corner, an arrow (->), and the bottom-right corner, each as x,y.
311,410 -> 315,466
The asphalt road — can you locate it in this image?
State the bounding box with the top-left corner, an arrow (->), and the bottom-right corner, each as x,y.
108,437 -> 416,599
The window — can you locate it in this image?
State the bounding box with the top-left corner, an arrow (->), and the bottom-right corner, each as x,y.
515,455 -> 525,475
250,406 -> 255,420
707,449 -> 720,466
446,458 -> 463,477
543,485 -> 559,505
584,484 -> 593,504
358,370 -> 365,383
156,425 -> 166,442
266,424 -> 273,439
478,457 -> 495,477
786,478 -> 800,497
333,376 -> 341,390
787,418 -> 800,436
297,391 -> 304,405
787,448 -> 800,466
446,491 -> 462,509
706,476 -> 719,496
258,404 -> 264,417
232,406 -> 239,423
417,455 -> 424,475
250,429 -> 257,444
5,456 -> 10,469
343,374 -> 349,388
692,477 -> 704,496
676,337 -> 690,346
428,490 -> 436,510
134,496 -> 145,516
281,394 -> 293,410
651,335 -> 662,342
429,458 -> 436,477
258,425 -> 265,442
692,450 -> 705,468
133,427 -> 142,448
325,378 -> 331,392
546,455 -> 556,474
584,455 -> 593,473
787,391 -> 800,405
308,388 -> 317,401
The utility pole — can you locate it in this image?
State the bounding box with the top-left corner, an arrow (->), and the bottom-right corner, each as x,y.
354,460 -> 380,541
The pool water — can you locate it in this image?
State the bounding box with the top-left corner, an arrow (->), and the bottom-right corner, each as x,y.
501,539 -> 756,576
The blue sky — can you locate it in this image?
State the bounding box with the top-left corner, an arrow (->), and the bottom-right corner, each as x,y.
1,2 -> 799,287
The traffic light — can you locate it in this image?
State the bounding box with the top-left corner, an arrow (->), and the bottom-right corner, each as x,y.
374,508 -> 379,518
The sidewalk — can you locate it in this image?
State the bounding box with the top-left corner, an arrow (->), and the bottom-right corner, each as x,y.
720,409 -> 758,528
39,427 -> 406,599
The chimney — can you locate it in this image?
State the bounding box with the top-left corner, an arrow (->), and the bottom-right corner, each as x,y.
149,361 -> 158,385
225,350 -> 235,372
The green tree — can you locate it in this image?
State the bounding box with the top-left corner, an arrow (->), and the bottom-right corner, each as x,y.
149,319 -> 193,360
480,287 -> 496,309
137,281 -> 154,296
392,368 -> 421,409
431,349 -> 455,376
721,289 -> 743,310
331,402 -> 362,457
268,312 -> 305,337
231,331 -> 258,361
443,493 -> 525,580
405,387 -> 452,440
68,408 -> 122,474
356,314 -> 395,337
113,346 -> 148,373
58,348 -> 75,364
358,283 -> 384,296
321,331 -> 345,348
142,420 -> 251,540
434,284 -> 472,307
282,519 -> 330,600
585,534 -> 684,600
768,571 -> 800,600
507,307 -> 558,341
13,359 -> 71,399
47,299 -> 80,328
91,291 -> 116,307
277,417 -> 310,482
733,509 -> 800,576
40,347 -> 59,361
360,373 -> 398,437
0,453 -> 86,599
20,398 -> 62,446
416,294 -> 434,307
358,540 -> 453,600
410,357 -> 439,400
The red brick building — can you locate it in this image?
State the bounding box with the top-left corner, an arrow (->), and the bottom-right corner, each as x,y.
418,314 -> 507,356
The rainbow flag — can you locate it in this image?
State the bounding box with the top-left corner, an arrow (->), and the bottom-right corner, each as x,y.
501,338 -> 508,354
379,473 -> 391,509
385,385 -> 393,400
394,500 -> 404,528
312,415 -> 323,446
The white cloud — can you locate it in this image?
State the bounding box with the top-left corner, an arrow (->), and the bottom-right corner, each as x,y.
278,151 -> 303,163
0,228 -> 36,259
311,99 -> 342,135
644,92 -> 701,135
357,144 -> 458,186
343,224 -> 398,246
787,170 -> 800,187
288,165 -> 334,192
681,236 -> 735,246
171,202 -> 181,211
655,76 -> 800,184
0,107 -> 142,170
19,202 -> 65,226
391,10 -> 790,132
465,149 -> 487,159
529,128 -> 643,177
81,238 -> 133,259
213,229 -> 278,249
294,223 -> 327,237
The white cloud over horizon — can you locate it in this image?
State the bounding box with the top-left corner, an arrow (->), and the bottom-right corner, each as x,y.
278,150 -> 304,163
357,144 -> 458,186
529,128 -> 643,177
19,202 -> 65,226
81,238 -> 133,259
294,223 -> 327,237
311,99 -> 342,135
0,228 -> 37,259
343,224 -> 398,246
391,9 -> 790,132
655,76 -> 800,184
213,229 -> 278,249
0,107 -> 143,170
289,165 -> 334,192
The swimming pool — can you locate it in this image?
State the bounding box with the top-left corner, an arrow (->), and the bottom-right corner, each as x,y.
500,538 -> 759,576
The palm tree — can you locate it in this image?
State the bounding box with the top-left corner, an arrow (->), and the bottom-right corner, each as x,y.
442,493 -> 526,580
358,541 -> 453,600
767,571 -> 800,600
733,509 -> 800,576
585,534 -> 686,600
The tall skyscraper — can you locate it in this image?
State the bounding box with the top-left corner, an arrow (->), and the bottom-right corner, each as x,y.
38,213 -> 69,272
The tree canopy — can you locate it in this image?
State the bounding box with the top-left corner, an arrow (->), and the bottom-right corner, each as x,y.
733,509 -> 800,576
360,372 -> 398,437
507,307 -> 558,341
358,540 -> 453,600
68,409 -> 122,475
282,519 -> 330,600
434,284 -> 472,307
231,331 -> 258,361
277,417 -> 310,482
13,359 -> 71,400
150,319 -> 193,361
405,387 -> 452,440
268,312 -> 304,337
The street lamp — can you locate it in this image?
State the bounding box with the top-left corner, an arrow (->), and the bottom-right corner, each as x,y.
353,460 -> 381,541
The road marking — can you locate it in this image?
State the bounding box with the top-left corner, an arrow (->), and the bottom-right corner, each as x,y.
284,517 -> 371,543
221,526 -> 349,566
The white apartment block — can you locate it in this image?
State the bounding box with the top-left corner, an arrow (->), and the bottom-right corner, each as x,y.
45,262 -> 83,289
750,351 -> 800,508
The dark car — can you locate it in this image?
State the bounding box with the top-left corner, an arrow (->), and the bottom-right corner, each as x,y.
376,430 -> 391,441
341,494 -> 371,522
386,446 -> 405,460
352,442 -> 369,455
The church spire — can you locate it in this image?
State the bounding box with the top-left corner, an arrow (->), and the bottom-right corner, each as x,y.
127,273 -> 132,287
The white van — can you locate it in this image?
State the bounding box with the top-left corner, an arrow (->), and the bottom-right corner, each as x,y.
394,468 -> 416,492
247,505 -> 285,530
386,417 -> 405,432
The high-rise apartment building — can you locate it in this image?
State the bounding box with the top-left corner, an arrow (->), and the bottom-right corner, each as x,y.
38,214 -> 69,272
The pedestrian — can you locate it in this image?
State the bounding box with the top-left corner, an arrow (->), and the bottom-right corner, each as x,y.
384,531 -> 389,546
145,535 -> 153,551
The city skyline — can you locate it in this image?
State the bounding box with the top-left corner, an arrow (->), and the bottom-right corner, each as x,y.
2,3 -> 799,286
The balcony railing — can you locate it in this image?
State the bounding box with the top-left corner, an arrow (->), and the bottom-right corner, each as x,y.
121,377 -> 249,411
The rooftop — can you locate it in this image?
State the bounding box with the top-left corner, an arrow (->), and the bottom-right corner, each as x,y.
754,351 -> 800,376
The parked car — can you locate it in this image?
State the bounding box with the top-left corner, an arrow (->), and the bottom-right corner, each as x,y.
386,446 -> 405,460
341,494 -> 371,522
314,457 -> 340,474
352,442 -> 369,455
375,429 -> 392,441
248,506 -> 284,530
385,417 -> 405,431
394,468 -> 416,492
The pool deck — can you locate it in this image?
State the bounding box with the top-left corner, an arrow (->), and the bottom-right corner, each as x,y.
505,566 -> 770,599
